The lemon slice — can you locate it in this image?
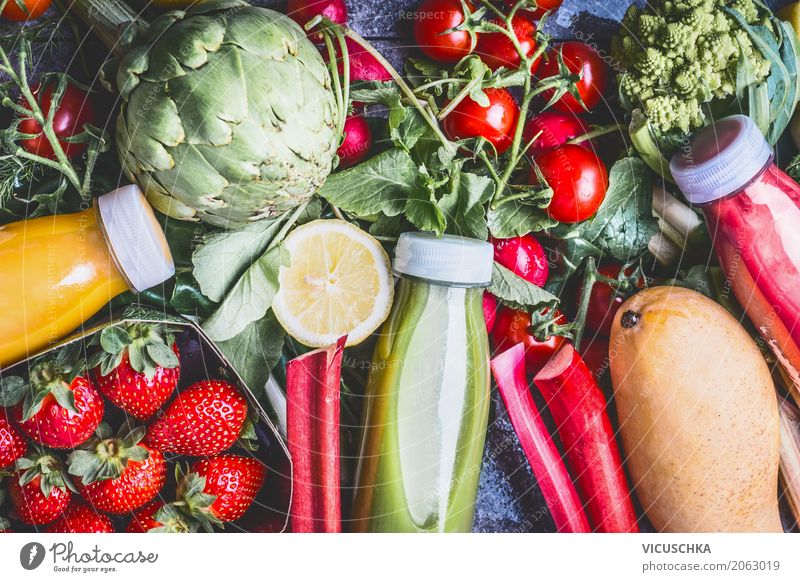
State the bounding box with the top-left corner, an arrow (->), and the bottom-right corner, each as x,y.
272,219 -> 394,347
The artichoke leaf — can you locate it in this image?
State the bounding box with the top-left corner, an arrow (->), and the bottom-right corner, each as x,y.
151,14 -> 225,74
168,45 -> 247,146
117,45 -> 151,100
152,142 -> 228,212
224,7 -> 303,60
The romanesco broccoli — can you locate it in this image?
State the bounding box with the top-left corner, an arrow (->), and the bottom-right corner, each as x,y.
612,0 -> 770,134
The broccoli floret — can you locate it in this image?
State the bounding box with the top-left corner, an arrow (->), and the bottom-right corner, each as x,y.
614,0 -> 771,136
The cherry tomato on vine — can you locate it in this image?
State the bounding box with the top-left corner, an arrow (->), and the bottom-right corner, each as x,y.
503,0 -> 564,20
492,307 -> 569,374
18,80 -> 96,160
491,234 -> 549,287
442,88 -> 519,153
475,15 -> 540,72
580,336 -> 609,384
537,41 -> 608,113
523,111 -> 589,157
580,264 -> 642,337
534,144 -> 608,223
413,0 -> 475,64
1,0 -> 50,21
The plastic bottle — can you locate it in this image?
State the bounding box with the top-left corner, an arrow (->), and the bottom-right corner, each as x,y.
351,232 -> 493,532
671,114 -> 800,384
0,185 -> 174,367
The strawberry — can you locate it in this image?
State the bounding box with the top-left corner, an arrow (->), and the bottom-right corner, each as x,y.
8,449 -> 75,525
125,501 -> 198,533
0,346 -> 103,449
89,323 -> 181,421
46,501 -> 114,533
145,380 -> 248,456
177,455 -> 266,529
68,422 -> 166,514
0,410 -> 26,468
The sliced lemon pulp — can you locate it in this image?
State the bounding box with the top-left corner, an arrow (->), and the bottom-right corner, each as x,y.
272,219 -> 394,347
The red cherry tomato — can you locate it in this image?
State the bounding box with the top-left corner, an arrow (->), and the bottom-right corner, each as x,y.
18,80 -> 96,160
491,234 -> 549,287
287,0 -> 347,34
535,144 -> 608,223
337,115 -> 372,169
537,41 -> 608,113
483,292 -> 498,334
492,307 -> 569,374
579,336 -> 609,384
475,15 -> 540,72
523,111 -> 589,157
442,88 -> 519,153
1,0 -> 50,20
581,264 -> 641,337
503,0 -> 564,20
413,0 -> 474,64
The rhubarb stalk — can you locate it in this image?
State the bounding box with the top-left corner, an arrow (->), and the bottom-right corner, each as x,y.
779,398 -> 800,529
491,344 -> 590,533
286,337 -> 346,533
534,344 -> 639,533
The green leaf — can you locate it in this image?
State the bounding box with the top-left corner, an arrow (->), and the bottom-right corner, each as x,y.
489,263 -> 559,312
0,376 -> 28,407
100,326 -> 133,356
392,108 -> 429,151
216,312 -> 285,400
487,200 -> 558,239
146,343 -> 180,369
50,382 -> 78,415
203,245 -> 289,342
404,184 -> 447,235
439,172 -> 494,239
192,217 -> 284,304
318,148 -> 418,217
577,157 -> 658,262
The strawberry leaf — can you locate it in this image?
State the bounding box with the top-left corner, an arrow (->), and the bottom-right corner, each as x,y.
145,343 -> 179,369
100,326 -> 133,355
0,376 -> 28,407
21,389 -> 48,422
50,381 -> 78,415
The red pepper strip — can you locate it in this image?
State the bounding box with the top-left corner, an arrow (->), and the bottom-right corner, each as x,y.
534,343 -> 639,532
286,336 -> 347,533
491,343 -> 591,533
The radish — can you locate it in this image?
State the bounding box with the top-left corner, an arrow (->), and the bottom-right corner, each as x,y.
337,114 -> 372,169
523,111 -> 589,157
287,0 -> 348,39
491,234 -> 549,287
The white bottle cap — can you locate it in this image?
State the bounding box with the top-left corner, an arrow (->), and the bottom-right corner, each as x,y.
97,185 -> 175,293
393,232 -> 493,287
670,114 -> 773,205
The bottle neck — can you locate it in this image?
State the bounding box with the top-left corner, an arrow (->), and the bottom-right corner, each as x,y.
94,205 -> 135,292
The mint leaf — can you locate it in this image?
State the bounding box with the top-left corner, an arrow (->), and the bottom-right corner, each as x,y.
489,262 -> 559,312
216,312 -> 285,400
192,217 -> 284,304
203,245 -> 289,342
577,157 -> 657,262
318,148 -> 418,216
439,172 -> 494,239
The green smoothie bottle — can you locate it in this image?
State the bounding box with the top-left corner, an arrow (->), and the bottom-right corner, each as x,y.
351,233 -> 493,532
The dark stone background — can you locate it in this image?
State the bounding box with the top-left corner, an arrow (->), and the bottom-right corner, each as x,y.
1,0 -> 797,533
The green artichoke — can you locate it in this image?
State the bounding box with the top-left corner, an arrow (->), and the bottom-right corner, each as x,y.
114,0 -> 339,227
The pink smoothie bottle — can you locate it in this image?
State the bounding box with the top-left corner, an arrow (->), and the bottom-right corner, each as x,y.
671,115 -> 800,384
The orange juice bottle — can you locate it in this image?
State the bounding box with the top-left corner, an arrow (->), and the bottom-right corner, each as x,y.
0,185 -> 174,368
